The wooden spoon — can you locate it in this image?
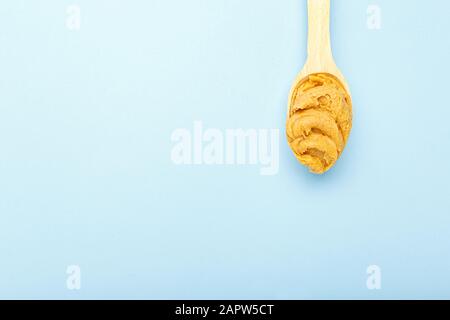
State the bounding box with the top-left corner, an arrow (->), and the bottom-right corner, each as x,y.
286,0 -> 352,174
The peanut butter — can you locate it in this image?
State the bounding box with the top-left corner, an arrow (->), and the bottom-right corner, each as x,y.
286,73 -> 352,174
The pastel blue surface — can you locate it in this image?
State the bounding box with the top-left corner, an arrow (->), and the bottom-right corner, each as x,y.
0,0 -> 449,299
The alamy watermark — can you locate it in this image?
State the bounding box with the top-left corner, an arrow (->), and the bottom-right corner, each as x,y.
66,5 -> 81,31
170,121 -> 279,176
367,4 -> 382,30
366,265 -> 381,290
66,265 -> 81,290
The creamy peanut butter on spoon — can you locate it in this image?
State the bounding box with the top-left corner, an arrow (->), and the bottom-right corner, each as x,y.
287,0 -> 352,174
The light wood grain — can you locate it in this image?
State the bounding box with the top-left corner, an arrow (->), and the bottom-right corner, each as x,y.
288,0 -> 350,111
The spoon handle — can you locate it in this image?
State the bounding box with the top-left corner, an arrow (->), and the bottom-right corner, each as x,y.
306,0 -> 333,65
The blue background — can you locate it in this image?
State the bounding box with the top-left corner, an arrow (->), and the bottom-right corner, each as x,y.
0,0 -> 449,299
